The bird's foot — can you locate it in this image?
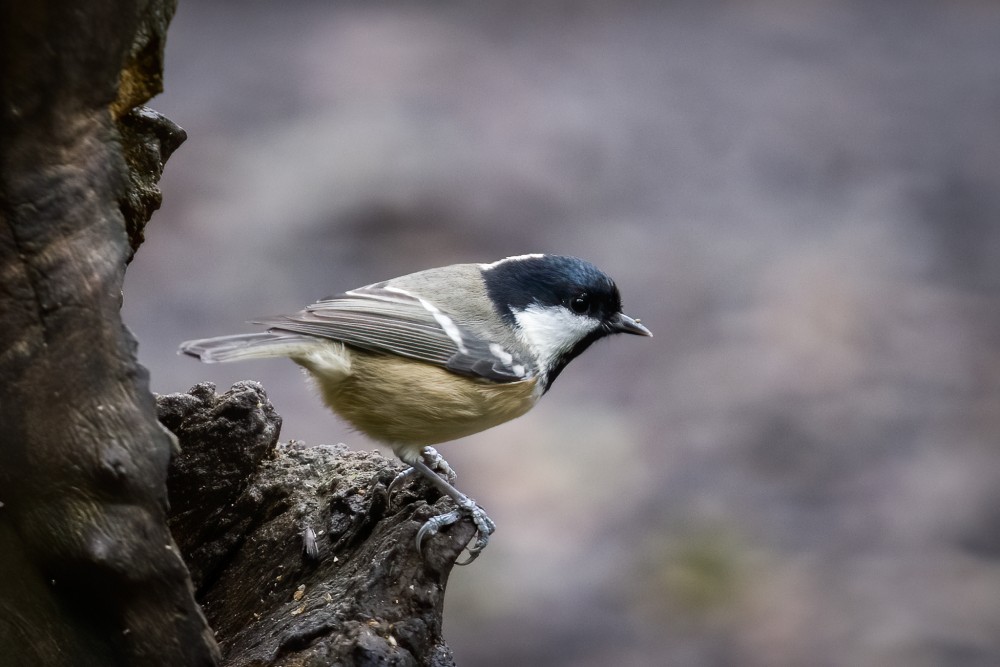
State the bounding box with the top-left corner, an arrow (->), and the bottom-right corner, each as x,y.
416,496 -> 496,566
420,446 -> 457,482
390,450 -> 495,564
387,446 -> 457,503
386,466 -> 417,503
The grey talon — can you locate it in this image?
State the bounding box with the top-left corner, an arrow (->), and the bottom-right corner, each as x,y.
404,451 -> 496,563
386,466 -> 417,505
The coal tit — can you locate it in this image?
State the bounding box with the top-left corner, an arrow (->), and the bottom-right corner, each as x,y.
180,254 -> 651,563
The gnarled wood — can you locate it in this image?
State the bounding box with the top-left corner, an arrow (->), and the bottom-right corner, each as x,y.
161,382 -> 471,666
0,1 -> 217,664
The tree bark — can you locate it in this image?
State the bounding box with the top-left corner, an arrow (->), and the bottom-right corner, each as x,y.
159,382 -> 472,666
0,1 -> 217,664
1,3 -> 473,664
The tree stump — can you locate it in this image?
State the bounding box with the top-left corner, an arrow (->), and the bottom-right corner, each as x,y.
160,382 -> 474,666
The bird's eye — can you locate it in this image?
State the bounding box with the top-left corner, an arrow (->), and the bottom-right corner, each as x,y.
570,293 -> 590,314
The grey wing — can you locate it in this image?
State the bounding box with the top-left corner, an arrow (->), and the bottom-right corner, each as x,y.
256,284 -> 530,383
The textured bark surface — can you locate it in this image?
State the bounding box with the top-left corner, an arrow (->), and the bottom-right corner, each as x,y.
160,383 -> 471,666
1,2 -> 470,663
0,1 -> 218,665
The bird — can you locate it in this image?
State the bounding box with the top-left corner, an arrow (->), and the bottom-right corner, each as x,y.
180,254 -> 651,563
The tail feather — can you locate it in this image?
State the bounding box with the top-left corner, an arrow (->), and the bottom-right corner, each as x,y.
179,332 -> 323,363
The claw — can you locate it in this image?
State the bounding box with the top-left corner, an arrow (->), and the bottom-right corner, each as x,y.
397,450 -> 496,564
415,509 -> 462,553
386,466 -> 417,505
415,497 -> 496,566
456,502 -> 496,565
387,447 -> 458,507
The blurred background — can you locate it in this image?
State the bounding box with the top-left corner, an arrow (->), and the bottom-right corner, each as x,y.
123,1 -> 1000,665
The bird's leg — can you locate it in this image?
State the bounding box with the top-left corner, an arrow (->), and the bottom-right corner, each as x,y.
387,446 -> 494,563
387,446 -> 456,502
409,457 -> 495,565
418,446 -> 457,482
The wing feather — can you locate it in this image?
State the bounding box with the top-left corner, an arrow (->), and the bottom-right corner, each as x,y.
256,285 -> 529,382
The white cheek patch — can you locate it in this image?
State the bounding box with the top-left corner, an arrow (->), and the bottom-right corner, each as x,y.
513,304 -> 602,372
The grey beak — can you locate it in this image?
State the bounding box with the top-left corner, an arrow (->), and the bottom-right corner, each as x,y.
609,312 -> 653,337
